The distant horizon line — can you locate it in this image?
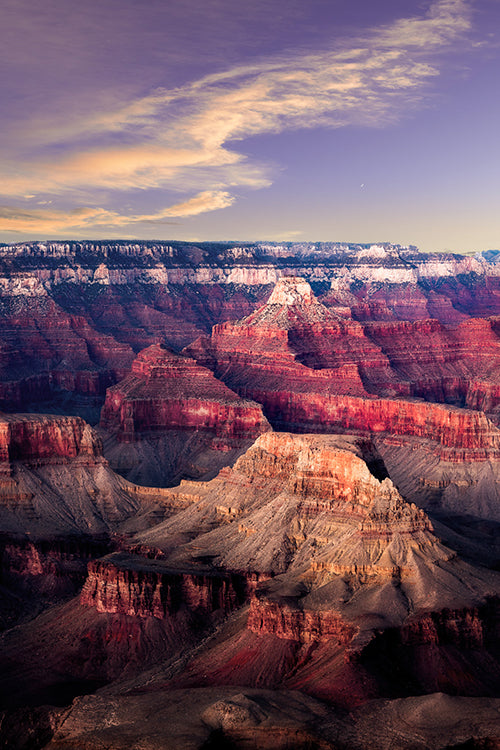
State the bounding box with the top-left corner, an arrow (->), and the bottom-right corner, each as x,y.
1,238 -> 495,256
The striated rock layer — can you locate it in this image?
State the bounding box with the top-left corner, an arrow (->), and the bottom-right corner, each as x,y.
0,412 -> 102,467
0,412 -> 180,629
74,432 -> 500,707
186,277 -> 500,462
99,343 -> 270,485
3,242 -> 500,418
100,344 -> 270,443
2,429 -> 500,744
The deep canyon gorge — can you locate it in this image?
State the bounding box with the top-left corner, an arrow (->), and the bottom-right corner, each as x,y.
1,240 -> 500,748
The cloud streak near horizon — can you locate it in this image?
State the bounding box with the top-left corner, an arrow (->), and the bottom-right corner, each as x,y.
0,0 -> 473,235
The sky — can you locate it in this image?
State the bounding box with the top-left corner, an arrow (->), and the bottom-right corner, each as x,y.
0,0 -> 499,253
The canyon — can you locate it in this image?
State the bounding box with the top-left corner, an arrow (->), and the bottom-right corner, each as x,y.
1,241 -> 500,749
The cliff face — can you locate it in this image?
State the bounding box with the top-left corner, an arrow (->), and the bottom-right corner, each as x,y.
2,242 -> 500,418
132,432 -> 499,622
3,427 -> 500,724
100,344 -> 270,443
80,555 -> 250,619
185,278 -> 500,461
99,344 -> 270,486
107,431 -> 500,707
3,247 -> 500,742
0,413 -> 102,466
0,293 -> 134,413
0,413 -> 171,541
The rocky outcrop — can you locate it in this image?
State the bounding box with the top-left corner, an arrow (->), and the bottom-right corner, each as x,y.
185,278 -> 500,461
3,429 -> 500,725
0,412 -> 176,541
2,243 -> 500,417
114,431 -> 500,706
246,600 -> 356,644
100,344 -> 270,443
99,344 -> 270,486
0,412 -> 102,467
134,432 -> 499,620
80,554 -> 250,619
0,294 -> 134,413
0,537 -> 110,628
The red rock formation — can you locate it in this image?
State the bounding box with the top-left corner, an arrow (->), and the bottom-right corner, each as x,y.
0,296 -> 134,411
362,316 -> 500,417
185,278 -> 500,461
274,393 -> 500,461
80,554 -> 250,619
100,344 -> 270,443
132,432 -> 499,618
3,245 -> 500,422
106,430 -> 499,707
246,600 -> 356,644
0,412 -> 102,467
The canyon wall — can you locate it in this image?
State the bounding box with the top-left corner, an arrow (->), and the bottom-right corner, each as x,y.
1,242 -> 500,415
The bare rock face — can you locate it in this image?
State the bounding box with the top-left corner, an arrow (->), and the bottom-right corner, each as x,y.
265,275 -> 316,306
0,412 -> 173,625
3,257 -> 500,747
185,278 -> 500,466
80,554 -> 249,619
99,343 -> 270,486
100,344 -> 270,442
139,432 -> 495,612
0,412 -> 103,467
94,432 -> 500,706
0,294 -> 134,417
0,413 -> 133,541
2,430 -> 500,743
2,242 -> 500,421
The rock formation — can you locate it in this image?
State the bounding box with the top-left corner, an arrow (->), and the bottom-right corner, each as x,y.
0,412 -> 177,629
73,433 -> 500,710
2,247 -> 500,748
99,343 -> 270,485
2,242 -> 500,419
185,277 -> 500,466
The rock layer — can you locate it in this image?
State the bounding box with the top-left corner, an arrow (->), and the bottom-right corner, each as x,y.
99,343 -> 270,485
3,242 -> 500,418
186,278 -> 500,461
100,344 -> 269,443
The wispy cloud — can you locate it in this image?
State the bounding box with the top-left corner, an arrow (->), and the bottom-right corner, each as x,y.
0,0 -> 473,233
0,190 -> 234,234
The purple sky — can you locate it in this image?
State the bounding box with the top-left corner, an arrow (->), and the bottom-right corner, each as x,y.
0,0 -> 499,252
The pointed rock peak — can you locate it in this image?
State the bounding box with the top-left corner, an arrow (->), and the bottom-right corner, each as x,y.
241,275 -> 336,328
267,276 -> 315,306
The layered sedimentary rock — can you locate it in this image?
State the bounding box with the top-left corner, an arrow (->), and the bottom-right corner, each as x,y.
362,316 -> 500,419
0,412 -> 180,629
2,244 -> 500,746
2,241 -> 500,417
0,292 -> 133,416
100,344 -> 269,442
78,432 -> 498,706
99,344 -> 270,485
2,430 -> 500,742
80,554 -> 250,619
185,277 -> 500,464
0,412 -> 102,466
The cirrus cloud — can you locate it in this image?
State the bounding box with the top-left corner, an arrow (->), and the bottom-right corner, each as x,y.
0,0 -> 474,235
0,190 -> 234,234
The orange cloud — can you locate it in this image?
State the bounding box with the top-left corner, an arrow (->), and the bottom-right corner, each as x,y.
0,190 -> 234,233
0,0 -> 473,231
